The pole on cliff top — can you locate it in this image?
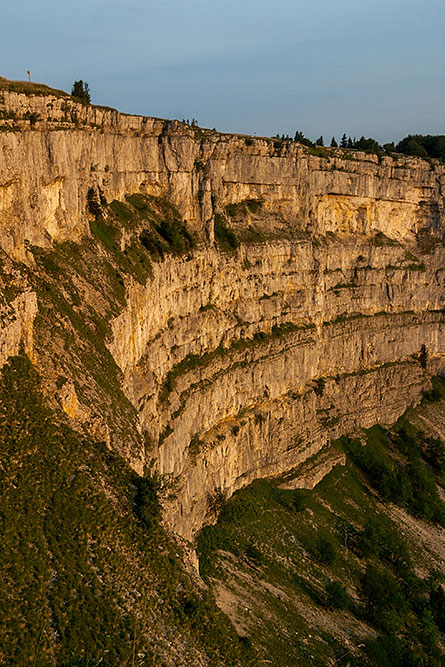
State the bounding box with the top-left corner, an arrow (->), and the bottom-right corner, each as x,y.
27,70 -> 30,82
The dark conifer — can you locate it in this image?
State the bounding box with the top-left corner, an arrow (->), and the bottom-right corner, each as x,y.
71,80 -> 91,104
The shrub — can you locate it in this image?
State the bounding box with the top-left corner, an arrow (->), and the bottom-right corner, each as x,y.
125,192 -> 152,215
139,228 -> 165,259
373,231 -> 398,247
23,110 -> 41,126
423,437 -> 445,478
155,218 -> 194,255
214,214 -> 239,251
314,535 -> 337,565
134,476 -> 161,530
292,490 -> 307,512
239,635 -> 253,651
360,565 -> 407,630
86,188 -> 102,219
364,635 -> 408,667
429,585 -> 445,632
244,543 -> 263,565
346,428 -> 445,524
314,378 -> 325,396
109,200 -> 133,227
358,516 -> 412,575
344,434 -> 411,504
325,581 -> 350,610
245,199 -> 263,214
89,219 -> 119,254
207,488 -> 226,515
407,459 -> 445,524
422,376 -> 445,402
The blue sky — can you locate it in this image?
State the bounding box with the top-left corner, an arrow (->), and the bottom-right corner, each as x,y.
2,0 -> 444,142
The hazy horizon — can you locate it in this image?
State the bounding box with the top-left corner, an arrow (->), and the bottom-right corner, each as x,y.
2,0 -> 444,144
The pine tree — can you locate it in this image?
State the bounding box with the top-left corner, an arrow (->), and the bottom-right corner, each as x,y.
315,136 -> 324,146
330,137 -> 338,147
340,133 -> 348,148
71,80 -> 91,104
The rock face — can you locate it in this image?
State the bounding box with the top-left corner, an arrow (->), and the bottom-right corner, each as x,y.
110,243 -> 444,538
1,89 -> 444,258
0,87 -> 444,540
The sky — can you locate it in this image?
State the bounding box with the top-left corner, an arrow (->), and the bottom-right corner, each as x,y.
1,0 -> 444,143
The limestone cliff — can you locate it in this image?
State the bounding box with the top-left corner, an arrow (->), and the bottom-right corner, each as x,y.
0,85 -> 444,542
1,88 -> 444,258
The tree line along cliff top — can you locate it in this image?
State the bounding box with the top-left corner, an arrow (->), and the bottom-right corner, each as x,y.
0,76 -> 444,164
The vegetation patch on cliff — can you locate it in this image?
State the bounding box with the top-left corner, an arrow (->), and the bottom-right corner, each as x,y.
88,191 -> 196,265
0,353 -> 257,666
26,191 -> 198,461
159,322 -> 311,404
214,213 -> 239,251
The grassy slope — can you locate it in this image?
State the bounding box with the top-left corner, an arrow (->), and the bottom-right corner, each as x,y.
0,79 -> 70,98
0,353 -> 256,666
197,381 -> 445,666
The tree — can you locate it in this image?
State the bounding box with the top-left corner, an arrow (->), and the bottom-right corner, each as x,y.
315,136 -> 324,146
419,344 -> 428,369
23,111 -> 41,127
330,137 -> 338,147
340,133 -> 348,148
360,564 -> 407,630
355,136 -> 383,155
314,535 -> 337,565
399,137 -> 428,158
71,80 -> 91,104
396,134 -> 445,160
294,130 -> 314,147
384,142 -> 395,154
325,581 -> 350,610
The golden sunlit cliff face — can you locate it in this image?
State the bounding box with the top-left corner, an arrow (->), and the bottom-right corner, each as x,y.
0,85 -> 444,541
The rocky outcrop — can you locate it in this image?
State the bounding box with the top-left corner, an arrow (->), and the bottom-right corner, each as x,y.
0,86 -> 444,541
0,290 -> 37,366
